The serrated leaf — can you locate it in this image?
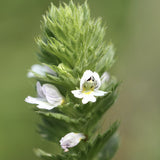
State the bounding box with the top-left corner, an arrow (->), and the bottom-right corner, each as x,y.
37,111 -> 79,124
34,148 -> 65,160
38,116 -> 70,143
86,121 -> 120,160
97,134 -> 119,160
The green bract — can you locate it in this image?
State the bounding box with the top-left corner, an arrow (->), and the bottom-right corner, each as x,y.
28,1 -> 120,160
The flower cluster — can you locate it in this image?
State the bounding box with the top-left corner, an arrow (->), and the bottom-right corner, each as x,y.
25,68 -> 109,151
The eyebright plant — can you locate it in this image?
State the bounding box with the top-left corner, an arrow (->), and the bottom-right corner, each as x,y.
25,1 -> 120,160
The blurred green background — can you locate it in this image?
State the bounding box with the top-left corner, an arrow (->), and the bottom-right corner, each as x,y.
0,0 -> 160,160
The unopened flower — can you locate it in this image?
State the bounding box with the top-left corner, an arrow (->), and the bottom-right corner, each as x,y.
25,82 -> 64,110
101,71 -> 110,84
60,132 -> 85,152
71,70 -> 107,104
27,64 -> 56,78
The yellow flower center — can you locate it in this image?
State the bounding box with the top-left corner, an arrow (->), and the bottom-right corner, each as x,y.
61,99 -> 65,104
82,87 -> 94,95
83,90 -> 93,95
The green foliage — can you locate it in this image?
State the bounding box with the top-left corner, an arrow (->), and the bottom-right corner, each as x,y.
28,1 -> 119,160
97,134 -> 119,160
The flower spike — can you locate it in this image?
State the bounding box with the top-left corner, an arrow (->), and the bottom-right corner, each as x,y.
25,1 -> 119,159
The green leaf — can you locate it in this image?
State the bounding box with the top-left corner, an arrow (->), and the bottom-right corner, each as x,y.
37,111 -> 79,124
86,121 -> 120,160
97,134 -> 119,160
38,116 -> 70,143
34,148 -> 65,160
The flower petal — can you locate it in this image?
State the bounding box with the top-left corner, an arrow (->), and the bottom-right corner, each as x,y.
88,95 -> 96,102
42,84 -> 63,104
93,90 -> 108,96
71,90 -> 83,98
93,72 -> 101,89
60,132 -> 85,152
82,94 -> 96,104
37,102 -> 56,110
27,72 -> 35,78
80,70 -> 101,90
27,64 -> 46,78
25,96 -> 44,104
101,72 -> 110,84
43,65 -> 56,76
80,70 -> 93,90
25,96 -> 57,110
27,64 -> 56,78
36,82 -> 45,98
82,97 -> 89,104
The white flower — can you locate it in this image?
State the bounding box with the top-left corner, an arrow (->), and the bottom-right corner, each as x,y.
27,64 -> 56,78
60,132 -> 85,152
101,71 -> 110,84
71,70 -> 108,104
25,82 -> 64,110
